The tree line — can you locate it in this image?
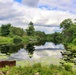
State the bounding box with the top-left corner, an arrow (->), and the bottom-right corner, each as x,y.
0,22 -> 47,44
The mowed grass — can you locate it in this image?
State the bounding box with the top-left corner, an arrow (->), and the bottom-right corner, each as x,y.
0,36 -> 13,44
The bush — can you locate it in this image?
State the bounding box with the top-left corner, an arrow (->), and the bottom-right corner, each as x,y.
72,38 -> 76,45
13,35 -> 22,44
0,36 -> 12,44
64,63 -> 72,71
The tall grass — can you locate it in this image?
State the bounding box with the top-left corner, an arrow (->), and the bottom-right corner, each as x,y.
0,63 -> 76,75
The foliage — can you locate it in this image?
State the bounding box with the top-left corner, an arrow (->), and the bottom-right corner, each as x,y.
60,18 -> 76,65
63,63 -> 72,71
1,23 -> 11,36
0,36 -> 12,44
13,35 -> 23,44
47,32 -> 62,44
60,18 -> 72,29
0,22 -> 47,44
0,63 -> 76,75
34,31 -> 47,41
10,26 -> 25,37
72,38 -> 76,45
26,21 -> 35,36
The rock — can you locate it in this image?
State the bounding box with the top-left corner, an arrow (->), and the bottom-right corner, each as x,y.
34,72 -> 40,75
6,71 -> 10,75
0,71 -> 4,75
54,73 -> 60,75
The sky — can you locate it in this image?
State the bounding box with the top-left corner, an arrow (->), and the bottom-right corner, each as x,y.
0,0 -> 76,34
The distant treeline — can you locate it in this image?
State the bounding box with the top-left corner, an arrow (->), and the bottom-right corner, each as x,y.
0,22 -> 47,44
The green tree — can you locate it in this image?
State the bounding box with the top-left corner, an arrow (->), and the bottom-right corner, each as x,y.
13,35 -> 22,44
1,23 -> 11,36
35,31 -> 46,41
26,21 -> 35,36
60,18 -> 72,29
49,32 -> 62,44
60,18 -> 73,43
10,26 -> 25,37
60,19 -> 76,65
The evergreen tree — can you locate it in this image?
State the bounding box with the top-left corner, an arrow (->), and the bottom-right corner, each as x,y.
26,21 -> 35,36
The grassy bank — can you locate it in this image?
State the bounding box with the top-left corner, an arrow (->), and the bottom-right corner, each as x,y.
0,36 -> 13,44
0,63 -> 76,75
0,36 -> 38,45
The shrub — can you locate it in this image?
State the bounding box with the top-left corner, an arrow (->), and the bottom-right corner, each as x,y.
64,63 -> 72,71
13,35 -> 22,44
72,38 -> 76,45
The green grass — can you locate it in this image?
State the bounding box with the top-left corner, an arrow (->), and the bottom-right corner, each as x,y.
0,36 -> 13,44
0,55 -> 7,60
0,35 -> 38,44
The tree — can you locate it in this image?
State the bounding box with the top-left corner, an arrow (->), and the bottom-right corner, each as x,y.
10,26 -> 25,37
60,19 -> 73,43
1,23 -> 11,36
60,19 -> 76,65
13,35 -> 22,44
49,32 -> 62,45
26,22 -> 35,36
60,18 -> 72,29
34,31 -> 46,41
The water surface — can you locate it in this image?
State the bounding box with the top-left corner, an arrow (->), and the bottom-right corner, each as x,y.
0,42 -> 64,65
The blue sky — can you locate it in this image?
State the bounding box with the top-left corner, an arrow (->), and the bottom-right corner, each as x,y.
14,0 -> 22,3
0,0 -> 76,33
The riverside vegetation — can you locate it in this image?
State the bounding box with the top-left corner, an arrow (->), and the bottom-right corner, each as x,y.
0,63 -> 76,75
0,19 -> 76,74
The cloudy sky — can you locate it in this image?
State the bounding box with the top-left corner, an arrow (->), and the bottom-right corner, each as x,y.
0,0 -> 76,33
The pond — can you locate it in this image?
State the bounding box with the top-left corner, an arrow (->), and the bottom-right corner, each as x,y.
0,42 -> 64,66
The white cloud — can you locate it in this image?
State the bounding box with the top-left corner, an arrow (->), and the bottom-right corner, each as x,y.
22,0 -> 76,13
22,0 -> 39,7
0,0 -> 76,33
39,0 -> 76,13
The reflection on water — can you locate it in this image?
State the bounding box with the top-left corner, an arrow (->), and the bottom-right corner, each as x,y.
0,42 -> 64,65
26,43 -> 35,58
11,42 -> 64,60
0,44 -> 24,55
35,42 -> 64,50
